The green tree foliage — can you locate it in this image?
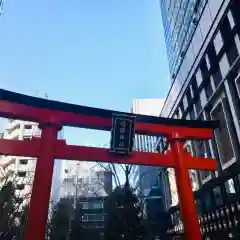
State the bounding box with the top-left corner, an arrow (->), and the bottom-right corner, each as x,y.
69,202 -> 84,240
49,198 -> 73,240
0,181 -> 29,239
104,184 -> 145,240
16,205 -> 29,240
0,181 -> 14,238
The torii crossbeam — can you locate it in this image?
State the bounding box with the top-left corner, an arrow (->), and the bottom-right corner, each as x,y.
0,89 -> 218,240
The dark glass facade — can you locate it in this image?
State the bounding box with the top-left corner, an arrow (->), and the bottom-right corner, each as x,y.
160,0 -> 207,78
159,0 -> 240,214
160,0 -> 239,118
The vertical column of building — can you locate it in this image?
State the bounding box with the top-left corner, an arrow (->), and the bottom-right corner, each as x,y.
159,0 -> 240,238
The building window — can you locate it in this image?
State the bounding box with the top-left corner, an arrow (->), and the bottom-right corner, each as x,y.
213,187 -> 223,206
212,65 -> 222,88
18,171 -> 27,177
186,89 -> 192,103
200,89 -> 207,107
92,201 -> 103,209
81,202 -> 88,209
225,178 -> 236,195
211,102 -> 235,166
200,59 -> 208,80
190,85 -> 194,99
88,187 -> 95,193
205,54 -> 211,69
204,193 -> 213,211
220,16 -> 233,44
235,73 -> 240,97
20,159 -> 28,165
208,43 -> 217,68
227,10 -> 235,29
213,31 -> 223,55
196,68 -> 203,87
179,103 -> 184,118
234,34 -> 240,55
185,114 -> 190,120
16,184 -> 25,190
183,95 -> 188,110
173,114 -> 177,119
194,97 -> 202,116
226,40 -> 239,66
195,140 -> 211,180
204,78 -> 213,100
219,53 -> 230,79
83,214 -> 103,222
189,107 -> 195,120
23,136 -> 31,141
24,125 -> 32,130
191,76 -> 198,97
231,0 -> 240,26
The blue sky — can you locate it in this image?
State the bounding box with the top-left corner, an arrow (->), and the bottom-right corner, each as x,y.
0,0 -> 170,147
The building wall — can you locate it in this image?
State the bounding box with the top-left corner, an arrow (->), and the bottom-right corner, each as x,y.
59,165 -> 112,199
0,119 -> 65,208
58,165 -> 111,238
50,130 -> 65,204
132,98 -> 165,116
131,99 -> 164,197
161,0 -> 231,118
0,120 -> 41,207
160,0 -> 208,78
160,0 -> 240,209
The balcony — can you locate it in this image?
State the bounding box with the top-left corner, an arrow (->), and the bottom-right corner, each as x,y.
5,128 -> 20,140
5,120 -> 21,131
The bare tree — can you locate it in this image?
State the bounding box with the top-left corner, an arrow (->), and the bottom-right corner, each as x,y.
93,161 -> 162,196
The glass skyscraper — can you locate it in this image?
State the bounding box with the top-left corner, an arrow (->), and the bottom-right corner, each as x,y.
160,0 -> 207,79
0,0 -> 4,15
159,0 -> 240,216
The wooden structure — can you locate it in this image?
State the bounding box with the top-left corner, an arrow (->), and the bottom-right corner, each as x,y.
0,89 -> 218,239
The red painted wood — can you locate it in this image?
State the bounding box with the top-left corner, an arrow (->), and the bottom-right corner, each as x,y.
0,139 -> 40,157
185,152 -> 216,171
24,126 -> 58,240
0,139 -> 216,170
171,140 -> 202,240
54,144 -> 176,167
0,100 -> 213,139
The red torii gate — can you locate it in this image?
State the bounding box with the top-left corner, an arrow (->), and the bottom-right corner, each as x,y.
0,89 -> 218,240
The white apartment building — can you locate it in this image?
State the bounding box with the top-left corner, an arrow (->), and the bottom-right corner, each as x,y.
0,119 -> 64,207
59,162 -> 111,199
0,119 -> 41,206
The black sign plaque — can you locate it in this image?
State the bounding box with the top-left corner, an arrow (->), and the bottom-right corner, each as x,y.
110,113 -> 136,155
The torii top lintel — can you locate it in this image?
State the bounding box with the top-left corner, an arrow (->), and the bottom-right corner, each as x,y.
0,89 -> 218,139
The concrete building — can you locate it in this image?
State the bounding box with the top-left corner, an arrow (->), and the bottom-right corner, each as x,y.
159,0 -> 240,210
59,162 -> 112,199
50,130 -> 65,204
58,162 -> 112,238
131,99 -> 164,197
0,120 -> 41,207
0,119 -> 65,207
